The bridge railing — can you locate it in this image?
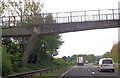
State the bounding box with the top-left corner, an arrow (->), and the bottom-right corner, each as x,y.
1,9 -> 120,28
52,9 -> 119,23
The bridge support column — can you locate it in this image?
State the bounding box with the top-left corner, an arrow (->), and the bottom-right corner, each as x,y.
22,31 -> 38,66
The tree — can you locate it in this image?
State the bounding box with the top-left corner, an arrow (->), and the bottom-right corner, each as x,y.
62,56 -> 67,61
102,41 -> 120,63
4,0 -> 44,65
87,54 -> 95,63
33,35 -> 63,64
0,2 -> 4,16
21,0 -> 44,26
2,0 -> 64,66
110,42 -> 119,63
103,52 -> 111,58
2,47 -> 13,76
18,0 -> 63,65
71,54 -> 96,63
71,54 -> 77,61
2,38 -> 22,72
0,2 -> 8,16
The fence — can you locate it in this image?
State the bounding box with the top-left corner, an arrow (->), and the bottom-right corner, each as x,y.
1,9 -> 120,28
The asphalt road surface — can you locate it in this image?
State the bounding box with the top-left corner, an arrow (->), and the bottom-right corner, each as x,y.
59,64 -> 120,78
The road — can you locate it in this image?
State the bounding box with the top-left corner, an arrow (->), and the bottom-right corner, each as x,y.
59,64 -> 120,78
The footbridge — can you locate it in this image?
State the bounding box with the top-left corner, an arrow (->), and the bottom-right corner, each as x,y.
1,9 -> 120,65
2,9 -> 120,37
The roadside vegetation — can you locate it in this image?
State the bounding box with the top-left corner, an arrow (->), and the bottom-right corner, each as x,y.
1,0 -> 119,76
33,67 -> 72,78
2,46 -> 75,76
1,0 -> 75,76
66,41 -> 120,65
102,41 -> 120,70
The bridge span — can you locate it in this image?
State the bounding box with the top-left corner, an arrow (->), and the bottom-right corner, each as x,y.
1,9 -> 120,37
2,20 -> 119,37
1,9 -> 120,65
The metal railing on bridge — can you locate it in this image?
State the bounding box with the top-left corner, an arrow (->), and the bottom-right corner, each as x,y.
1,9 -> 120,28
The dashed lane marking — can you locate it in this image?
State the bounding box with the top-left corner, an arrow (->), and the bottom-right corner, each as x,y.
58,66 -> 75,78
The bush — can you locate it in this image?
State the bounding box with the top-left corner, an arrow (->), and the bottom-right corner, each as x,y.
53,58 -> 68,66
0,47 -> 2,76
2,47 -> 13,76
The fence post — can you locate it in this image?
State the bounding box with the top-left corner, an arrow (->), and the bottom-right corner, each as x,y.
20,9 -> 23,26
13,16 -> 15,26
70,12 -> 72,22
68,17 -> 69,22
112,9 -> 114,20
119,2 -> 120,19
98,10 -> 100,20
84,11 -> 86,21
8,16 -> 10,27
106,14 -> 108,20
56,13 -> 58,23
2,16 -> 4,27
81,16 -> 82,21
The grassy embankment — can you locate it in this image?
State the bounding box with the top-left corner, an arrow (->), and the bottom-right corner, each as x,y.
33,66 -> 73,78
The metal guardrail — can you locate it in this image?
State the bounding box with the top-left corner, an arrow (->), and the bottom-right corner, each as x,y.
2,67 -> 60,78
1,9 -> 120,28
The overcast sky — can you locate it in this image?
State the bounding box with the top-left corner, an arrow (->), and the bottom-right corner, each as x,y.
42,0 -> 119,58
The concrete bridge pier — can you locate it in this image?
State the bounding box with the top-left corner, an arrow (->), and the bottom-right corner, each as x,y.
22,29 -> 38,65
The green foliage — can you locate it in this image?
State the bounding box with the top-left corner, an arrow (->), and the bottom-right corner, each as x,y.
33,35 -> 63,64
2,47 -> 13,76
102,41 -> 120,63
45,13 -> 54,24
43,35 -> 63,52
9,52 -> 22,72
111,42 -> 118,63
53,58 -> 67,66
103,52 -> 111,58
71,54 -> 96,63
2,38 -> 22,72
15,57 -> 73,73
21,0 -> 44,26
15,0 -> 64,65
118,42 -> 120,63
0,2 -> 8,16
2,0 -> 64,75
24,0 -> 43,15
0,46 -> 2,75
33,67 -> 71,78
87,54 -> 95,63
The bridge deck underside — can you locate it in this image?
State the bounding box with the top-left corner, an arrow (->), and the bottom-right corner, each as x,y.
2,20 -> 120,37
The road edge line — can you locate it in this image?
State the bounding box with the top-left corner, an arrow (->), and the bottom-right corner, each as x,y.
58,66 -> 75,78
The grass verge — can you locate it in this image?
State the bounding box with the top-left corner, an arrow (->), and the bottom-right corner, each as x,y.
33,66 -> 72,78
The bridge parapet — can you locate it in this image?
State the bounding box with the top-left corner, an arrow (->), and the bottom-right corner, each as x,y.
1,9 -> 120,28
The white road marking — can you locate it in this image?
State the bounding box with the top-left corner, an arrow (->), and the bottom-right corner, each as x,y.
58,66 -> 75,78
92,71 -> 95,75
93,65 -> 98,67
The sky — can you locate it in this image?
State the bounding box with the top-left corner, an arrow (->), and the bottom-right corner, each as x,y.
2,0 -> 119,57
42,0 -> 119,12
42,0 -> 120,58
